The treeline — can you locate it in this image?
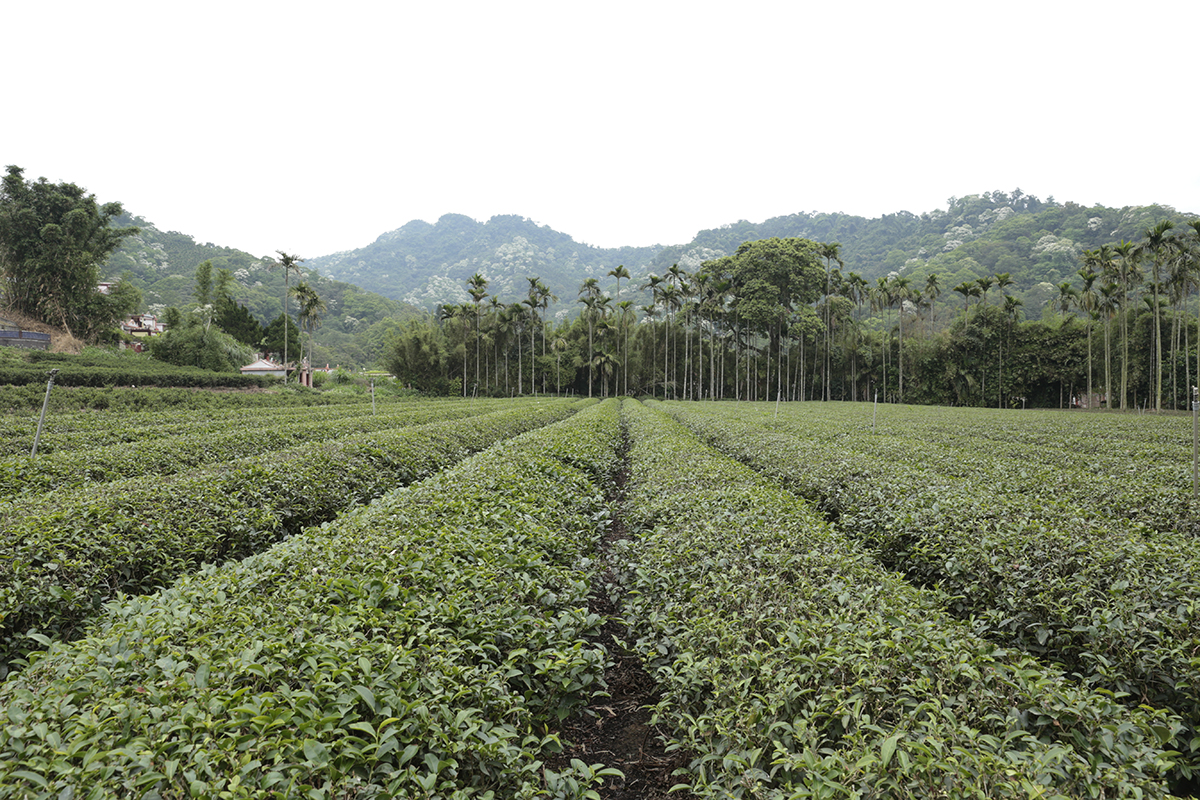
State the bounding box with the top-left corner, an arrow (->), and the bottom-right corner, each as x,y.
103,215 -> 420,367
387,221 -> 1200,410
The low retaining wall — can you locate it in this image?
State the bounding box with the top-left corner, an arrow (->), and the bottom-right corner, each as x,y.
0,330 -> 51,351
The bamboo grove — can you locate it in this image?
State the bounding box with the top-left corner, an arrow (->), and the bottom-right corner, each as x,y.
387,220 -> 1200,410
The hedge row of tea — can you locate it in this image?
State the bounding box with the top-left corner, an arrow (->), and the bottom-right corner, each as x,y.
0,383 -> 377,416
0,398 -> 396,457
613,401 -> 1182,798
0,366 -> 271,390
0,399 -> 513,498
0,400 -> 585,675
827,406 -> 1199,536
661,401 -> 1200,783
0,401 -> 623,798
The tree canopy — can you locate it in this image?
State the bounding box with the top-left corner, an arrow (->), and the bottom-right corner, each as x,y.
0,165 -> 138,339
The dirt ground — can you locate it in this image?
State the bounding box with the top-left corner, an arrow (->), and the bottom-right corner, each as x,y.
544,436 -> 698,800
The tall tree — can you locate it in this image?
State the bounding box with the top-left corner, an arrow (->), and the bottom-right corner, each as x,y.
608,265 -> 631,393
290,281 -> 326,376
0,165 -> 138,339
1083,246 -> 1115,407
1098,281 -> 1119,410
1000,295 -> 1023,408
892,276 -> 912,402
578,277 -> 601,397
1182,222 -> 1200,406
1135,220 -> 1175,412
193,260 -> 214,307
1056,281 -> 1078,322
819,243 -> 843,401
466,273 -> 489,394
1076,266 -> 1098,409
272,251 -> 304,381
924,273 -> 941,334
1111,240 -> 1140,410
953,282 -> 974,315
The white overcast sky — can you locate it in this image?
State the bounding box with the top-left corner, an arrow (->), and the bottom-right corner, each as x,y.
5,1 -> 1198,261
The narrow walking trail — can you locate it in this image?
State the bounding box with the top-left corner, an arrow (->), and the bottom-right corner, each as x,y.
547,428 -> 696,799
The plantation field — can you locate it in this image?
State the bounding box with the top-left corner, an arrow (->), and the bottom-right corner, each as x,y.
1,397 -> 1198,798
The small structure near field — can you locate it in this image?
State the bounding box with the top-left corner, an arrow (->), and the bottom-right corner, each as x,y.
239,357 -> 287,379
121,314 -> 166,337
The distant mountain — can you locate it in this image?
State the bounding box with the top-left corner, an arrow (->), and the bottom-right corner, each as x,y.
309,192 -> 1195,320
102,191 -> 1198,358
306,214 -> 662,314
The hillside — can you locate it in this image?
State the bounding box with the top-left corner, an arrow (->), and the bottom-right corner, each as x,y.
665,191 -> 1193,318
101,216 -> 423,367
307,191 -> 1196,321
96,191 -> 1198,368
306,213 -> 661,314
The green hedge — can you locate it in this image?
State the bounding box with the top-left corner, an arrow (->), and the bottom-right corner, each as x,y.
0,401 -> 623,798
0,383 -> 377,415
661,400 -> 1200,779
0,397 -> 401,457
0,399 -> 512,498
611,400 -> 1181,798
0,399 -> 587,673
0,365 -> 271,389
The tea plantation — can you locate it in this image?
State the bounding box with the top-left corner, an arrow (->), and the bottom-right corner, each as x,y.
1,397 -> 1197,798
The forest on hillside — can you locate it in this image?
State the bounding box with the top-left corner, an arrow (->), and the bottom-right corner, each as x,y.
302,191 -> 1192,327
101,215 -> 422,367
95,190 -> 1197,388
389,218 -> 1200,412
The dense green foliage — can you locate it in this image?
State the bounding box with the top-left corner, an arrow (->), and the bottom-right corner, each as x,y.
0,348 -> 270,389
389,216 -> 1200,410
0,399 -> 513,498
307,213 -> 660,311
662,400 -> 1200,781
0,399 -> 388,457
88,183 -> 1199,397
0,400 -> 584,672
299,193 -> 1195,325
0,397 -> 1197,795
0,166 -> 139,340
0,400 -> 619,798
0,380 -> 386,415
102,216 -> 422,368
615,400 -> 1183,797
147,322 -> 258,373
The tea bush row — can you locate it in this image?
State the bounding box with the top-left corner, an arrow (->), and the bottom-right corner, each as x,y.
0,365 -> 272,390
0,401 -> 624,798
0,400 -> 588,674
0,382 -> 378,418
0,394 -> 414,457
1,399 -> 513,498
610,400 -> 1181,798
662,400 -> 1200,779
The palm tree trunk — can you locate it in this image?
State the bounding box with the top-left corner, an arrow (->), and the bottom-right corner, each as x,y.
1121,303 -> 1130,410
1153,277 -> 1163,412
1086,321 -> 1093,410
1104,312 -> 1112,410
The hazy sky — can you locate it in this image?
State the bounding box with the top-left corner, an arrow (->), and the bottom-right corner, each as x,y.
6,1 -> 1198,262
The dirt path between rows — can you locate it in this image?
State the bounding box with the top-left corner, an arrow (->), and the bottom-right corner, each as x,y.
546,428 -> 697,799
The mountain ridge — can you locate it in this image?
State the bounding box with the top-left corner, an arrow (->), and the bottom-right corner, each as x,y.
305,192 -> 1194,320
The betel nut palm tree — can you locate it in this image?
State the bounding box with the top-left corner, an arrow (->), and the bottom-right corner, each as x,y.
819,242 -> 843,401
1135,220 -> 1175,412
272,251 -> 304,382
289,281 -> 325,384
466,273 -> 489,394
